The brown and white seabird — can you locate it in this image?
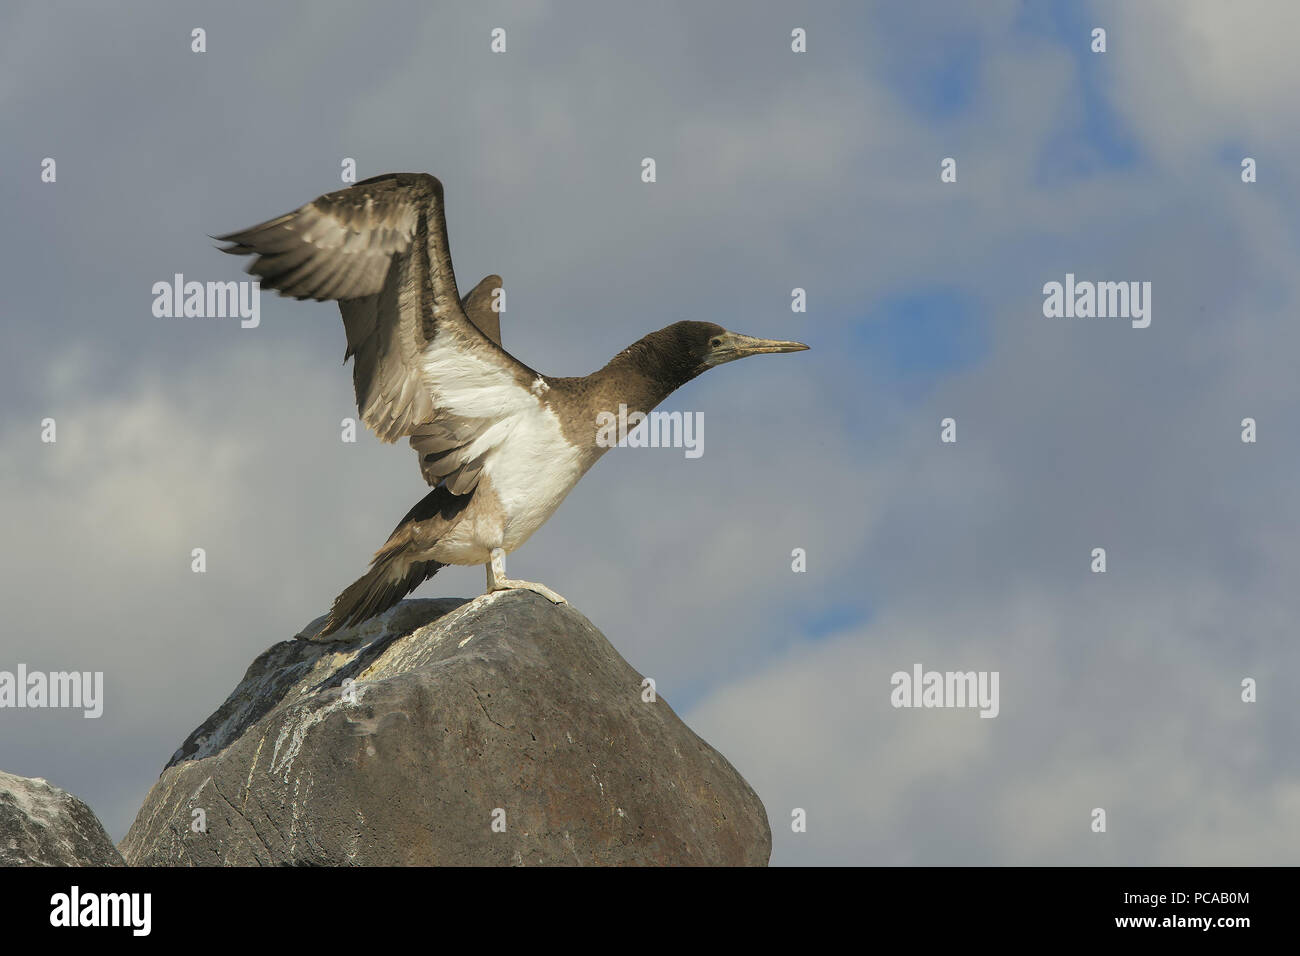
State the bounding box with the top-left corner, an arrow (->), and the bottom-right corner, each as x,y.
217,173 -> 809,637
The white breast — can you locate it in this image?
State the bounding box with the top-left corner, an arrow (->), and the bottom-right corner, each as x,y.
487,400 -> 585,551
420,336 -> 587,560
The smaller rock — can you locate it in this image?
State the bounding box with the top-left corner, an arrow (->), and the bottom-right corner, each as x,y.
0,771 -> 125,867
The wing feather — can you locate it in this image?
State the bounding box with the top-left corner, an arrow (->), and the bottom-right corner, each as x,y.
460,274 -> 504,347
217,173 -> 544,492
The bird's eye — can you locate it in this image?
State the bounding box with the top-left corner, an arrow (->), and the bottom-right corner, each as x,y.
709,337 -> 722,348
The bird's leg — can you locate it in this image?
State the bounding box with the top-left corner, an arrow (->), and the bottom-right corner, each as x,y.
484,548 -> 567,604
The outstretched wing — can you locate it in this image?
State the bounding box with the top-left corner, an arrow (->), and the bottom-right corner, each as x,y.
217,173 -> 541,493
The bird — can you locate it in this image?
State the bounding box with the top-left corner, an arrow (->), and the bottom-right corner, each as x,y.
216,173 -> 809,638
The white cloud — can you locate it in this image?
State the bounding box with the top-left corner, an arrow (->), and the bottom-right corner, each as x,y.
1109,0 -> 1300,159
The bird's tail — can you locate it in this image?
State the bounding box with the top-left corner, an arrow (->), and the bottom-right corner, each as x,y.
316,532 -> 444,639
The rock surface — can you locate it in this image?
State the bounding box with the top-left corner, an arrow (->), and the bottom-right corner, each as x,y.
121,591 -> 770,866
0,771 -> 125,866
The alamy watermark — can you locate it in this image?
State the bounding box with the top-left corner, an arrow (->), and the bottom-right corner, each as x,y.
152,273 -> 260,328
0,665 -> 103,718
1042,273 -> 1151,328
50,886 -> 150,936
596,404 -> 704,459
890,663 -> 999,718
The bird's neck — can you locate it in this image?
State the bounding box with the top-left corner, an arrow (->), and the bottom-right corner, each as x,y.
590,335 -> 700,418
546,333 -> 702,461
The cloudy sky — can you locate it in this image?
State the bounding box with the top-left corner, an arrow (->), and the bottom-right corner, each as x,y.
2,0 -> 1297,865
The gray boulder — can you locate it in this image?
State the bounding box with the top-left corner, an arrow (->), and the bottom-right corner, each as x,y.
121,591 -> 770,866
0,771 -> 125,866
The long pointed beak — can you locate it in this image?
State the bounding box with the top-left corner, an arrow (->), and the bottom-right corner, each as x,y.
707,331 -> 810,367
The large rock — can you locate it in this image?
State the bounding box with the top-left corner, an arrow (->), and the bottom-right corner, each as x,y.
0,771 -> 125,866
121,592 -> 769,866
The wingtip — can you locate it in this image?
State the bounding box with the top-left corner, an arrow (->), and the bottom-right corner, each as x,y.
211,232 -> 252,254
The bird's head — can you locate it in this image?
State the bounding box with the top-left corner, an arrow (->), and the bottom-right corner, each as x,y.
612,321 -> 809,402
647,321 -> 809,382
686,321 -> 810,374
